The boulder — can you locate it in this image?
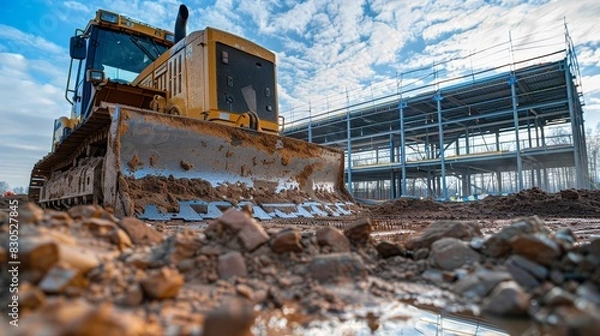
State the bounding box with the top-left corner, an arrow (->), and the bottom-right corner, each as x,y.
203,299 -> 255,336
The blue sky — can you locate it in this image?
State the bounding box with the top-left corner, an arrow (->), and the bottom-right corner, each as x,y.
0,0 -> 599,190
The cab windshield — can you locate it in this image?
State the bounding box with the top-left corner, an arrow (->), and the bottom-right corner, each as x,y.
92,28 -> 170,83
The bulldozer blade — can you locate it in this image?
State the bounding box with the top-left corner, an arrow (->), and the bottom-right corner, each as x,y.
106,105 -> 354,220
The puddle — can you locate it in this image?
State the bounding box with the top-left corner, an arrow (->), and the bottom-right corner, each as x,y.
252,301 -> 546,335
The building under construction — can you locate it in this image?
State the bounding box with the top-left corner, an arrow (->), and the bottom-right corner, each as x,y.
283,26 -> 590,200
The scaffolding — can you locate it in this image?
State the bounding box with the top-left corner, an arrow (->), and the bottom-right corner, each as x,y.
283,23 -> 590,200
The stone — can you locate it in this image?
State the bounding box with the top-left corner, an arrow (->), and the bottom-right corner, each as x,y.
543,286 -> 576,307
406,220 -> 482,250
237,222 -> 269,252
315,226 -> 350,252
161,230 -> 202,264
576,282 -> 600,305
430,238 -> 481,271
482,281 -> 530,316
588,238 -> 600,258
117,284 -> 144,307
549,305 -> 600,336
413,248 -> 429,260
218,251 -> 248,280
203,299 -> 255,336
58,244 -> 100,273
110,229 -> 133,250
270,229 -> 303,253
218,208 -> 255,232
375,241 -> 405,258
343,217 -> 373,244
21,237 -> 59,275
82,218 -> 116,236
68,205 -> 105,219
421,269 -> 444,283
63,302 -> 148,336
309,253 -> 367,283
454,269 -> 512,300
505,255 -> 548,290
141,267 -> 184,300
118,217 -> 163,245
510,233 -> 561,266
481,216 -> 545,258
19,282 -> 46,311
560,189 -> 579,200
17,202 -> 45,225
555,228 -> 577,245
236,284 -> 254,299
38,266 -> 80,294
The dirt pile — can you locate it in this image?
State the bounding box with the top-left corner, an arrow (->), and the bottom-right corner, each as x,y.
368,188 -> 600,219
1,202 -> 600,335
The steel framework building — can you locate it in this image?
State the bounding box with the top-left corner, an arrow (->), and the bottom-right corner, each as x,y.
283,26 -> 590,200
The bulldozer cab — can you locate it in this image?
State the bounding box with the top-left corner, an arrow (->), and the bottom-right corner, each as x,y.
65,10 -> 174,121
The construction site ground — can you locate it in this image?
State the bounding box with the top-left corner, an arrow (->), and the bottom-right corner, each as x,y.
2,187 -> 600,335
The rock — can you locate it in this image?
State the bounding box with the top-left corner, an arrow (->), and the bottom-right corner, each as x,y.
218,208 -> 255,232
588,238 -> 600,258
110,229 -> 133,250
17,202 -> 45,225
421,269 -> 444,283
560,189 -> 579,200
38,266 -> 81,294
21,237 -> 59,275
505,255 -> 548,290
63,301 -> 148,336
160,229 -> 202,264
118,217 -> 163,245
309,253 -> 367,283
141,267 -> 184,300
218,251 -> 248,280
405,220 -> 481,250
510,233 -> 561,266
58,244 -> 100,273
117,284 -> 144,307
413,248 -> 429,260
343,217 -> 373,244
549,305 -> 600,336
555,228 -> 577,246
82,218 -> 116,236
576,282 -> 600,305
203,299 -> 255,336
68,205 -> 105,219
237,222 -> 269,252
481,216 -> 545,258
315,226 -> 350,252
482,281 -> 530,316
44,210 -> 74,227
454,269 -> 512,300
430,238 -> 481,271
543,286 -> 576,307
19,282 -> 46,311
375,241 -> 405,258
236,284 -> 254,299
270,229 -> 303,253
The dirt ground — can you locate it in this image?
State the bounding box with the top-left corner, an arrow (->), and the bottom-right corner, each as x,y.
1,188 -> 600,335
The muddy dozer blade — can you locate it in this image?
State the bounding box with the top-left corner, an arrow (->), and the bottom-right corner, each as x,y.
107,105 -> 355,220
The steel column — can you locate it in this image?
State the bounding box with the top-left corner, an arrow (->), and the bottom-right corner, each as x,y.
509,74 -> 524,191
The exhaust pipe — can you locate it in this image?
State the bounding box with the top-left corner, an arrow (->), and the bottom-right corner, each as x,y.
174,4 -> 189,44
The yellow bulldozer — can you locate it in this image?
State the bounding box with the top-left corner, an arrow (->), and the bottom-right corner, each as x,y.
29,5 -> 353,221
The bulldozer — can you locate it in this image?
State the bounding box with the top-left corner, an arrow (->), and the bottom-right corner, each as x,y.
28,5 -> 354,221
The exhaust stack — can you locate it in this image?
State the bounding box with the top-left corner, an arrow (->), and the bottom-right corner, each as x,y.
174,4 -> 188,43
